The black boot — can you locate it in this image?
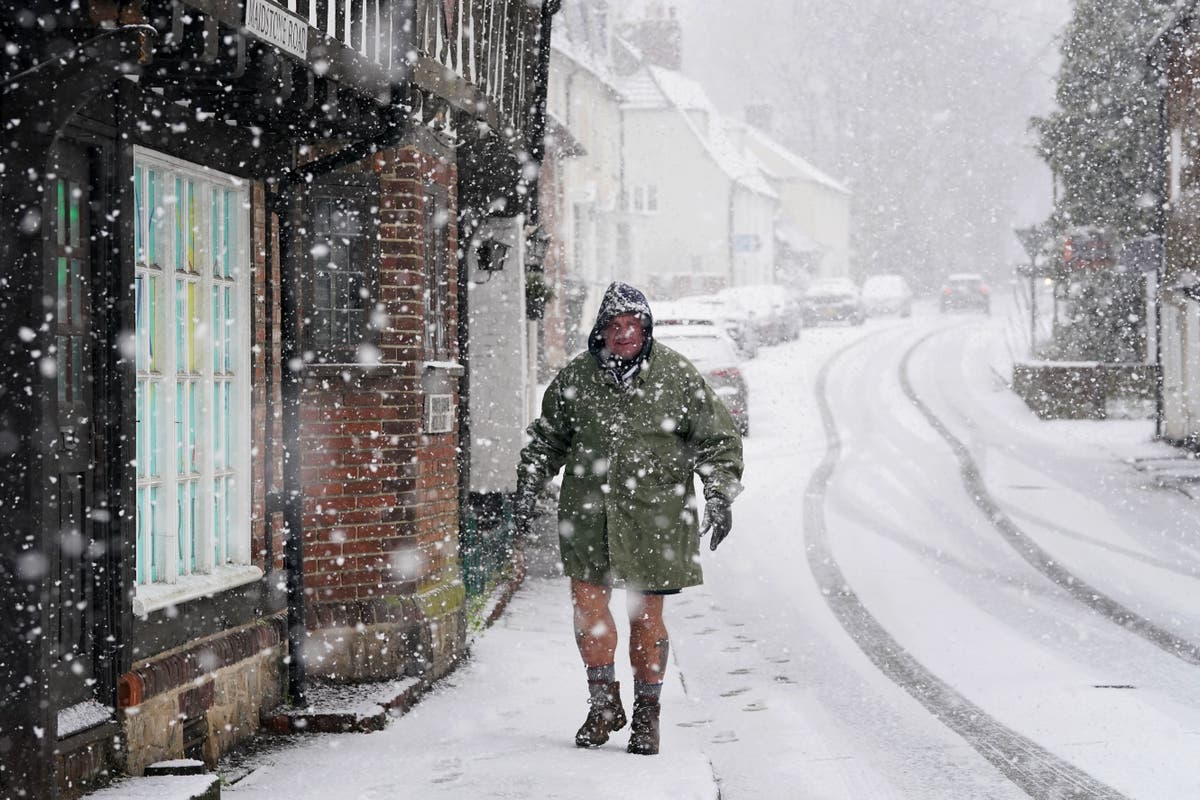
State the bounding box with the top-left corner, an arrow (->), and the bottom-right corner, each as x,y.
575,681 -> 628,748
626,696 -> 661,755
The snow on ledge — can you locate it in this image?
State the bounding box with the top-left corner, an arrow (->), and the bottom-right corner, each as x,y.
58,699 -> 113,739
134,565 -> 264,617
86,774 -> 218,800
423,360 -> 465,375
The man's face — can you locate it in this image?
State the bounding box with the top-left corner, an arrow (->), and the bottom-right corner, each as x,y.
603,312 -> 646,360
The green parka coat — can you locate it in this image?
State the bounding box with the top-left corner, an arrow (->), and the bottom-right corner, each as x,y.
517,284 -> 744,591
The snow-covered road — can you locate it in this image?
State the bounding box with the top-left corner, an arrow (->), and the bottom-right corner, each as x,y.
218,303 -> 1200,799
677,304 -> 1200,798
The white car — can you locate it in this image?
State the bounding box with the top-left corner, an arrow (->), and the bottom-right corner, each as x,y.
861,274 -> 913,317
659,296 -> 759,359
802,278 -> 865,326
716,284 -> 792,345
654,325 -> 750,436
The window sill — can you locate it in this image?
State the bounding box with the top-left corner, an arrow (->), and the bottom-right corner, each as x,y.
302,362 -> 410,379
133,565 -> 264,617
423,360 -> 465,376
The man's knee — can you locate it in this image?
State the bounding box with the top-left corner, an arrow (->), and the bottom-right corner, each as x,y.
628,593 -> 664,623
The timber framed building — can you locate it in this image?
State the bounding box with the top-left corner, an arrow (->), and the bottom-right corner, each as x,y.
0,1 -> 556,796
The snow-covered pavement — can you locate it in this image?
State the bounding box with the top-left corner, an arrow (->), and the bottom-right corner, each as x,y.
217,305 -> 1200,799
222,576 -> 719,800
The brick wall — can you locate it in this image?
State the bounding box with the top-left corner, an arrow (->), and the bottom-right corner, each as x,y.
300,138 -> 466,682
117,615 -> 287,775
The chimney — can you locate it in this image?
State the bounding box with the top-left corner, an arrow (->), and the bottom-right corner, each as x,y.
745,104 -> 774,135
622,4 -> 682,70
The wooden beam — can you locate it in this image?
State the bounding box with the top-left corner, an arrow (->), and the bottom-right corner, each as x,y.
333,0 -> 348,46
199,13 -> 218,63
314,0 -> 330,36
413,54 -> 499,129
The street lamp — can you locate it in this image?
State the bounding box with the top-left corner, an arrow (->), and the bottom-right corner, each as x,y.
524,224 -> 552,272
475,236 -> 511,273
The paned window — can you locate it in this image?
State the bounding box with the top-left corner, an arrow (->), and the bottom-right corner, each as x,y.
424,186 -> 451,361
307,183 -> 378,361
627,184 -> 658,214
133,149 -> 251,589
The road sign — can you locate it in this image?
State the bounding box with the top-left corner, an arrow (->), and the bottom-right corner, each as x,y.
1014,225 -> 1049,263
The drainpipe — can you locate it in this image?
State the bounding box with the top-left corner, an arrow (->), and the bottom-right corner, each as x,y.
1154,79 -> 1168,440
272,180 -> 308,705
271,109 -> 412,707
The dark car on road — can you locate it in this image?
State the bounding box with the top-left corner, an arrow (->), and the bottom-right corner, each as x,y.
801,278 -> 865,327
940,273 -> 990,314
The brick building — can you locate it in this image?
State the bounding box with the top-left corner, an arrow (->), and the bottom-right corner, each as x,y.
0,1 -> 557,797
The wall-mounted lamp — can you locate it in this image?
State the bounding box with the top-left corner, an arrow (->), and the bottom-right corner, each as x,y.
525,225 -> 552,272
476,237 -> 512,273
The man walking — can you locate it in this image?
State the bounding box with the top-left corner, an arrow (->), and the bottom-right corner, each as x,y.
515,281 -> 744,755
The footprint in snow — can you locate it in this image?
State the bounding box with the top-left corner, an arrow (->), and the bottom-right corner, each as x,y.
430,757 -> 462,784
720,687 -> 750,697
711,731 -> 740,744
742,702 -> 767,712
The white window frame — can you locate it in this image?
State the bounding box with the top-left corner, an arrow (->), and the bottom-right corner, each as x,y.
132,147 -> 259,615
626,183 -> 659,214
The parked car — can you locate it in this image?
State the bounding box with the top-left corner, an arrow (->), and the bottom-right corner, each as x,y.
861,274 -> 913,317
654,325 -> 750,435
940,273 -> 990,314
667,295 -> 760,359
717,284 -> 793,344
801,278 -> 865,326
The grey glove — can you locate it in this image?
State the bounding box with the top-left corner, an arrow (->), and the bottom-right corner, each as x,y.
513,490 -> 538,538
699,495 -> 733,551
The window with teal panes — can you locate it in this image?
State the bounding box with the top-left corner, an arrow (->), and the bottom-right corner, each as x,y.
136,487 -> 146,584
149,485 -> 161,583
133,148 -> 251,588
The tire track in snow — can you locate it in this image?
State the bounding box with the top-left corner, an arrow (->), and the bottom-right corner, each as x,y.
901,328 -> 1200,667
806,331 -> 1129,800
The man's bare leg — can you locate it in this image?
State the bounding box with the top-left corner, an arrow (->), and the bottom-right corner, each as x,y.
571,579 -> 627,747
571,579 -> 616,667
627,592 -> 668,683
626,591 -> 666,755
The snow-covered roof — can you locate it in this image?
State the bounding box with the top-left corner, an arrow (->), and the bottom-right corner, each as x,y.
619,65 -> 775,199
645,66 -> 710,112
551,28 -> 625,98
544,111 -> 586,159
737,124 -> 850,196
615,69 -> 665,109
776,221 -> 824,253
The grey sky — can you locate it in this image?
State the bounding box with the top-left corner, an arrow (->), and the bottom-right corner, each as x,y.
623,0 -> 1071,281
